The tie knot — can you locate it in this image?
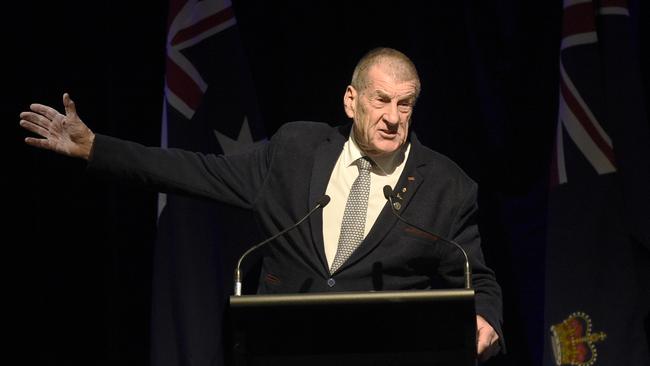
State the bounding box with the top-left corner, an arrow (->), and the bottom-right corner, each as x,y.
357,156 -> 372,173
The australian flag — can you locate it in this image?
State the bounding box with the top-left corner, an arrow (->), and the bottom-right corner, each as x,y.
545,0 -> 650,365
152,1 -> 265,365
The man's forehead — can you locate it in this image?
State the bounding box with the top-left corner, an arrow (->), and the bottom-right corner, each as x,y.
368,62 -> 416,82
368,86 -> 417,100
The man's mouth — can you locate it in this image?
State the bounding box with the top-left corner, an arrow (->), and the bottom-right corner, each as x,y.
378,129 -> 398,137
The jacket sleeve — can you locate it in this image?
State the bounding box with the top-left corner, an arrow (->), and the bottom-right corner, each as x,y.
86,133 -> 273,210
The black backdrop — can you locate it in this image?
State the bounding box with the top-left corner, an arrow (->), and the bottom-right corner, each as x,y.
8,1 -> 648,365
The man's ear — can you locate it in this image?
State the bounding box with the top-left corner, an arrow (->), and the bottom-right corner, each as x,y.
343,85 -> 357,118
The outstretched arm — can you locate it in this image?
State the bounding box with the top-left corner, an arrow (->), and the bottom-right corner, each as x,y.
19,93 -> 95,160
19,92 -> 272,209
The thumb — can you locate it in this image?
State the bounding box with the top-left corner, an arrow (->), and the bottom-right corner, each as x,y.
63,92 -> 78,118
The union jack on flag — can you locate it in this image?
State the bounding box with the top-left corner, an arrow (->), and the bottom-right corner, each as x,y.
551,0 -> 630,185
159,0 -> 238,214
164,0 -> 236,120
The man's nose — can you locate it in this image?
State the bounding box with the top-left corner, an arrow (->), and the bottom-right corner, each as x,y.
383,103 -> 400,125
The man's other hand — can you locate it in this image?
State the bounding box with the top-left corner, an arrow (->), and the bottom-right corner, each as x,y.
476,314 -> 500,362
20,93 -> 95,160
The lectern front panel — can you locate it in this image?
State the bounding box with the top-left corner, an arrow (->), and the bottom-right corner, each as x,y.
227,289 -> 476,366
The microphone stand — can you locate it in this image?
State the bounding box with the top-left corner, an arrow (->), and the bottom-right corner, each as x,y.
233,195 -> 331,296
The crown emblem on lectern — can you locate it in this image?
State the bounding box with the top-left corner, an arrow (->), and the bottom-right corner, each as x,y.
550,311 -> 607,366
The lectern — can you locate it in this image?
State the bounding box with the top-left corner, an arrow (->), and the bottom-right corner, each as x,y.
226,289 -> 476,366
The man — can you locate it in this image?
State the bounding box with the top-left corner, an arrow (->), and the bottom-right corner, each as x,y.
19,48 -> 503,361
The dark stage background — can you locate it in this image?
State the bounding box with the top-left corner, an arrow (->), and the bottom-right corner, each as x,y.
8,1 -> 649,365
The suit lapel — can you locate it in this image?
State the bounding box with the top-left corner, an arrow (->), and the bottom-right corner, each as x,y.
333,133 -> 429,274
309,124 -> 349,275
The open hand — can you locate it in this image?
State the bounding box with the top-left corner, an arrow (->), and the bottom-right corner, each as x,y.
20,93 -> 95,160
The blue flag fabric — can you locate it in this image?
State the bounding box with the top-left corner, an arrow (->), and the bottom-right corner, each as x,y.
544,1 -> 650,365
152,1 -> 264,365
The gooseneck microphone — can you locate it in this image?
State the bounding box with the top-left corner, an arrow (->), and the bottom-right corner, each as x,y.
233,195 -> 331,296
382,185 -> 472,289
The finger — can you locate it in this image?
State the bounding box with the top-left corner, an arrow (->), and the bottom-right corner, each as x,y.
476,327 -> 494,358
476,328 -> 485,352
25,136 -> 54,150
30,103 -> 61,120
477,339 -> 491,362
478,347 -> 489,362
20,119 -> 50,138
63,93 -> 78,118
478,341 -> 498,362
477,336 -> 488,356
477,333 -> 499,362
491,332 -> 499,344
20,111 -> 53,129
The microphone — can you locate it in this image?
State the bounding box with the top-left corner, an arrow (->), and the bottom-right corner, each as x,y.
233,195 -> 331,296
382,185 -> 472,289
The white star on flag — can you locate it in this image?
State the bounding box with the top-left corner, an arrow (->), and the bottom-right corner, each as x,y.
214,116 -> 266,154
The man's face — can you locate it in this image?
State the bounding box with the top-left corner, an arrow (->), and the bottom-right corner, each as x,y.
344,63 -> 418,158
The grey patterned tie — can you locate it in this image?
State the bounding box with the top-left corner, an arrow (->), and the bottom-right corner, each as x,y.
330,156 -> 372,273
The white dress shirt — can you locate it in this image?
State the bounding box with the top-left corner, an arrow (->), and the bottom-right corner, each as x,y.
323,133 -> 411,267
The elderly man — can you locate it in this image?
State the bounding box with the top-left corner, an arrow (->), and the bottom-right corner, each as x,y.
20,47 -> 503,361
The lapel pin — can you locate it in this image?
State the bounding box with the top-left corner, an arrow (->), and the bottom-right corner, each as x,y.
407,176 -> 415,181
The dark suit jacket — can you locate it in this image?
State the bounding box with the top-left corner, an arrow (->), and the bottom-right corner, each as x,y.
88,121 -> 504,345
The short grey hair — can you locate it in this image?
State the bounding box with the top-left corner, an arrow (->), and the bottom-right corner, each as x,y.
350,47 -> 421,99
